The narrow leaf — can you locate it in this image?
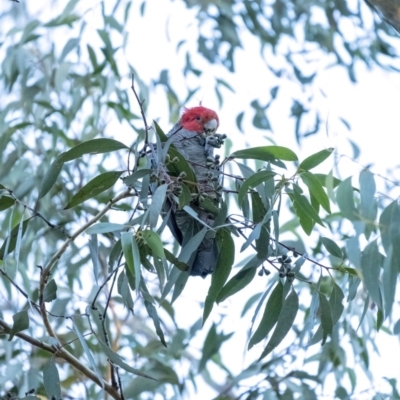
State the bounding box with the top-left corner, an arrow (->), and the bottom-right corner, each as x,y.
203,229 -> 235,325
298,148 -> 334,171
238,170 -> 276,206
0,219 -> 30,260
319,293 -> 333,345
60,138 -> 128,162
248,281 -> 283,349
321,237 -> 343,259
361,240 -> 383,310
300,171 -> 331,213
258,289 -> 299,360
336,177 -> 358,221
72,320 -> 104,389
43,359 -> 61,399
64,171 -> 123,209
121,232 -> 141,291
216,262 -> 258,304
231,146 -> 298,162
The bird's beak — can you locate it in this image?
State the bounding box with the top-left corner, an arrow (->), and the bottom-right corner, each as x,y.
204,119 -> 218,134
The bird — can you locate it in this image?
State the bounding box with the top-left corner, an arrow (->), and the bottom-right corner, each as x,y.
151,106 -> 226,277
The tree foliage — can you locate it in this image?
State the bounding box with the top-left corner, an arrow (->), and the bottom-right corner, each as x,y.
1,0 -> 400,399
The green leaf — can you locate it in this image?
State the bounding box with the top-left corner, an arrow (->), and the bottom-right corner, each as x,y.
142,230 -> 165,259
321,237 -> 343,259
203,229 -> 235,325
8,310 -> 29,341
298,148 -> 334,171
86,223 -> 127,235
300,171 -> 330,213
38,154 -> 65,199
238,170 -> 276,206
123,169 -> 153,187
60,138 -> 128,162
141,281 -> 167,346
0,196 -> 15,211
149,184 -> 168,228
98,340 -> 156,379
72,320 -> 104,389
314,173 -> 342,189
121,233 -> 141,291
382,246 -> 396,318
293,185 -> 324,226
231,146 -> 298,162
319,293 -> 333,345
359,170 -> 376,220
43,279 -> 57,303
178,226 -> 207,264
248,281 -> 283,349
361,240 -> 383,310
336,177 -> 358,221
64,171 -> 123,209
330,282 -> 344,326
0,219 -> 30,260
258,289 -> 299,361
216,260 -> 259,304
43,358 -> 61,399
178,183 -> 192,209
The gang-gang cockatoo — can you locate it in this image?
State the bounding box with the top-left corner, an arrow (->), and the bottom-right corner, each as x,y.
152,106 -> 226,278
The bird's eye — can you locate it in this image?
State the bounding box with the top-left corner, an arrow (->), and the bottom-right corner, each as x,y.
195,116 -> 201,121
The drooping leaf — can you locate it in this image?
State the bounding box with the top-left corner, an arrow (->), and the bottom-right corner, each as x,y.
319,293 -> 333,345
141,281 -> 166,346
43,358 -> 61,399
203,229 -> 235,325
216,257 -> 260,304
121,232 -> 141,291
361,240 -> 383,310
0,219 -> 30,260
72,320 -> 104,389
64,171 -> 123,209
98,339 -> 156,379
258,289 -> 299,360
248,281 -> 283,349
336,177 -> 358,221
300,171 -> 331,213
149,184 -> 168,228
293,184 -> 324,226
38,154 -> 65,199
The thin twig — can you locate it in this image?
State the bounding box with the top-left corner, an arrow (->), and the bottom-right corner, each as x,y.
131,74 -> 150,145
0,318 -> 121,400
38,189 -> 133,346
